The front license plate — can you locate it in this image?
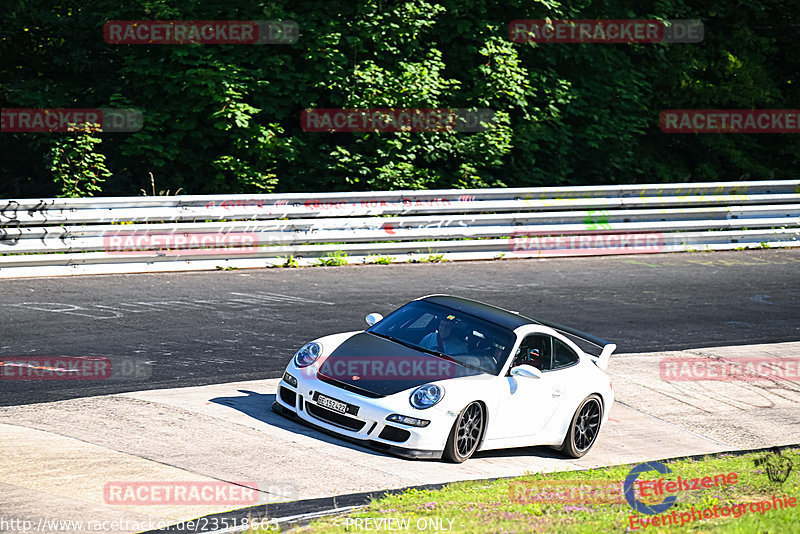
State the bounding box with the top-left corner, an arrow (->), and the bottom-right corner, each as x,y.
315,393 -> 358,415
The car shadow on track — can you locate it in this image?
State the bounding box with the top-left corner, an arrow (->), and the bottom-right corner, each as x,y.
210,390 -> 571,463
471,446 -> 565,461
209,389 -> 400,459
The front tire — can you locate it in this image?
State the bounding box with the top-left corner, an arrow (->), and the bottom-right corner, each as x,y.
443,402 -> 484,463
560,394 -> 603,458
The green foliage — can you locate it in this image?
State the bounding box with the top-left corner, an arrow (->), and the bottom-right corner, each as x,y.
278,254 -> 300,268
300,448 -> 800,534
315,250 -> 349,266
48,125 -> 112,198
421,253 -> 448,263
365,254 -> 395,264
1,0 -> 798,198
409,251 -> 449,263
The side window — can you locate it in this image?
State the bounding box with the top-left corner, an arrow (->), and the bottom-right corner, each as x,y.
513,334 -> 553,371
553,339 -> 579,369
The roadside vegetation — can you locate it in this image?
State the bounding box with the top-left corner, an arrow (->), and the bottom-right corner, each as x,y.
274,448 -> 799,533
3,1 -> 798,197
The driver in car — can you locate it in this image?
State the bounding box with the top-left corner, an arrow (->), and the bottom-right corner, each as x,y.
420,315 -> 468,355
513,347 -> 543,370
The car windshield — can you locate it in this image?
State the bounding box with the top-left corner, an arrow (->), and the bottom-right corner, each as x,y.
367,300 -> 515,375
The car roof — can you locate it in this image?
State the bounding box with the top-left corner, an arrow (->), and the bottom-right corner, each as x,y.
419,295 -> 535,330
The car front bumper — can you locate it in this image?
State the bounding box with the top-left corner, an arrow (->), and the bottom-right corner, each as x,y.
271,401 -> 442,459
274,362 -> 455,460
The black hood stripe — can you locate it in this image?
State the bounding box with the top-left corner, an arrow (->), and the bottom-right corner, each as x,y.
317,332 -> 480,397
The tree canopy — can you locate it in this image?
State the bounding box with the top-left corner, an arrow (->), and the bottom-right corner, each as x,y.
1,0 -> 797,197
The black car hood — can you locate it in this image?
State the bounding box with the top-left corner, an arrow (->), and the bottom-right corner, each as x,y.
317,332 -> 481,397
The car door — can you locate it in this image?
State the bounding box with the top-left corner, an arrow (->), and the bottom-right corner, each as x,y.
491,334 -> 569,439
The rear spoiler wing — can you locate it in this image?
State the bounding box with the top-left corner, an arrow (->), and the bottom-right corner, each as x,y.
594,343 -> 617,371
525,314 -> 616,371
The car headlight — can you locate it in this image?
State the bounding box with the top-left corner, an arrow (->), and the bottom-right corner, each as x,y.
387,414 -> 431,427
294,342 -> 322,368
409,384 -> 444,409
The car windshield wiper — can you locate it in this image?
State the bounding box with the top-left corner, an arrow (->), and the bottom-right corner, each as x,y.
368,332 -> 457,363
367,331 -> 403,344
367,331 -> 426,352
415,346 -> 457,362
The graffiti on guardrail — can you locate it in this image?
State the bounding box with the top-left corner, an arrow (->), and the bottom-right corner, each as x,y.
522,189 -> 750,208
303,198 -> 453,210
244,216 -> 472,235
25,200 -> 55,217
0,218 -> 480,250
0,200 -> 20,221
584,210 -> 612,231
204,199 -> 271,209
201,197 -> 460,211
0,199 -> 58,226
0,222 -> 21,246
520,185 -> 751,207
382,219 -> 470,235
2,182 -> 797,276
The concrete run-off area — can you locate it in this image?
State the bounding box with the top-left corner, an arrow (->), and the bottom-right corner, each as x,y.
1,342 -> 799,533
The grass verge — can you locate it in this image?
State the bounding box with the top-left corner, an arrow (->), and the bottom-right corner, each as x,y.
271,447 -> 799,533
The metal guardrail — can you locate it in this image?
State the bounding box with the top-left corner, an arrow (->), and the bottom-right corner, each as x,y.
1,180 -> 799,278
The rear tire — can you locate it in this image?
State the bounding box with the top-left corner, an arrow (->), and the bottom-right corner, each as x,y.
443,402 -> 484,463
560,394 -> 603,458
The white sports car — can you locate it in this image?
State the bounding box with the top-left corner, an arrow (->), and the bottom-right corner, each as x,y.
273,295 -> 616,462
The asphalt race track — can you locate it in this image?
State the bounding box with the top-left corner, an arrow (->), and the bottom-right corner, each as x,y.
1,249 -> 800,407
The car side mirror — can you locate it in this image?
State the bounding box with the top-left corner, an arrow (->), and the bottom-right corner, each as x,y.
365,313 -> 383,326
511,364 -> 542,379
